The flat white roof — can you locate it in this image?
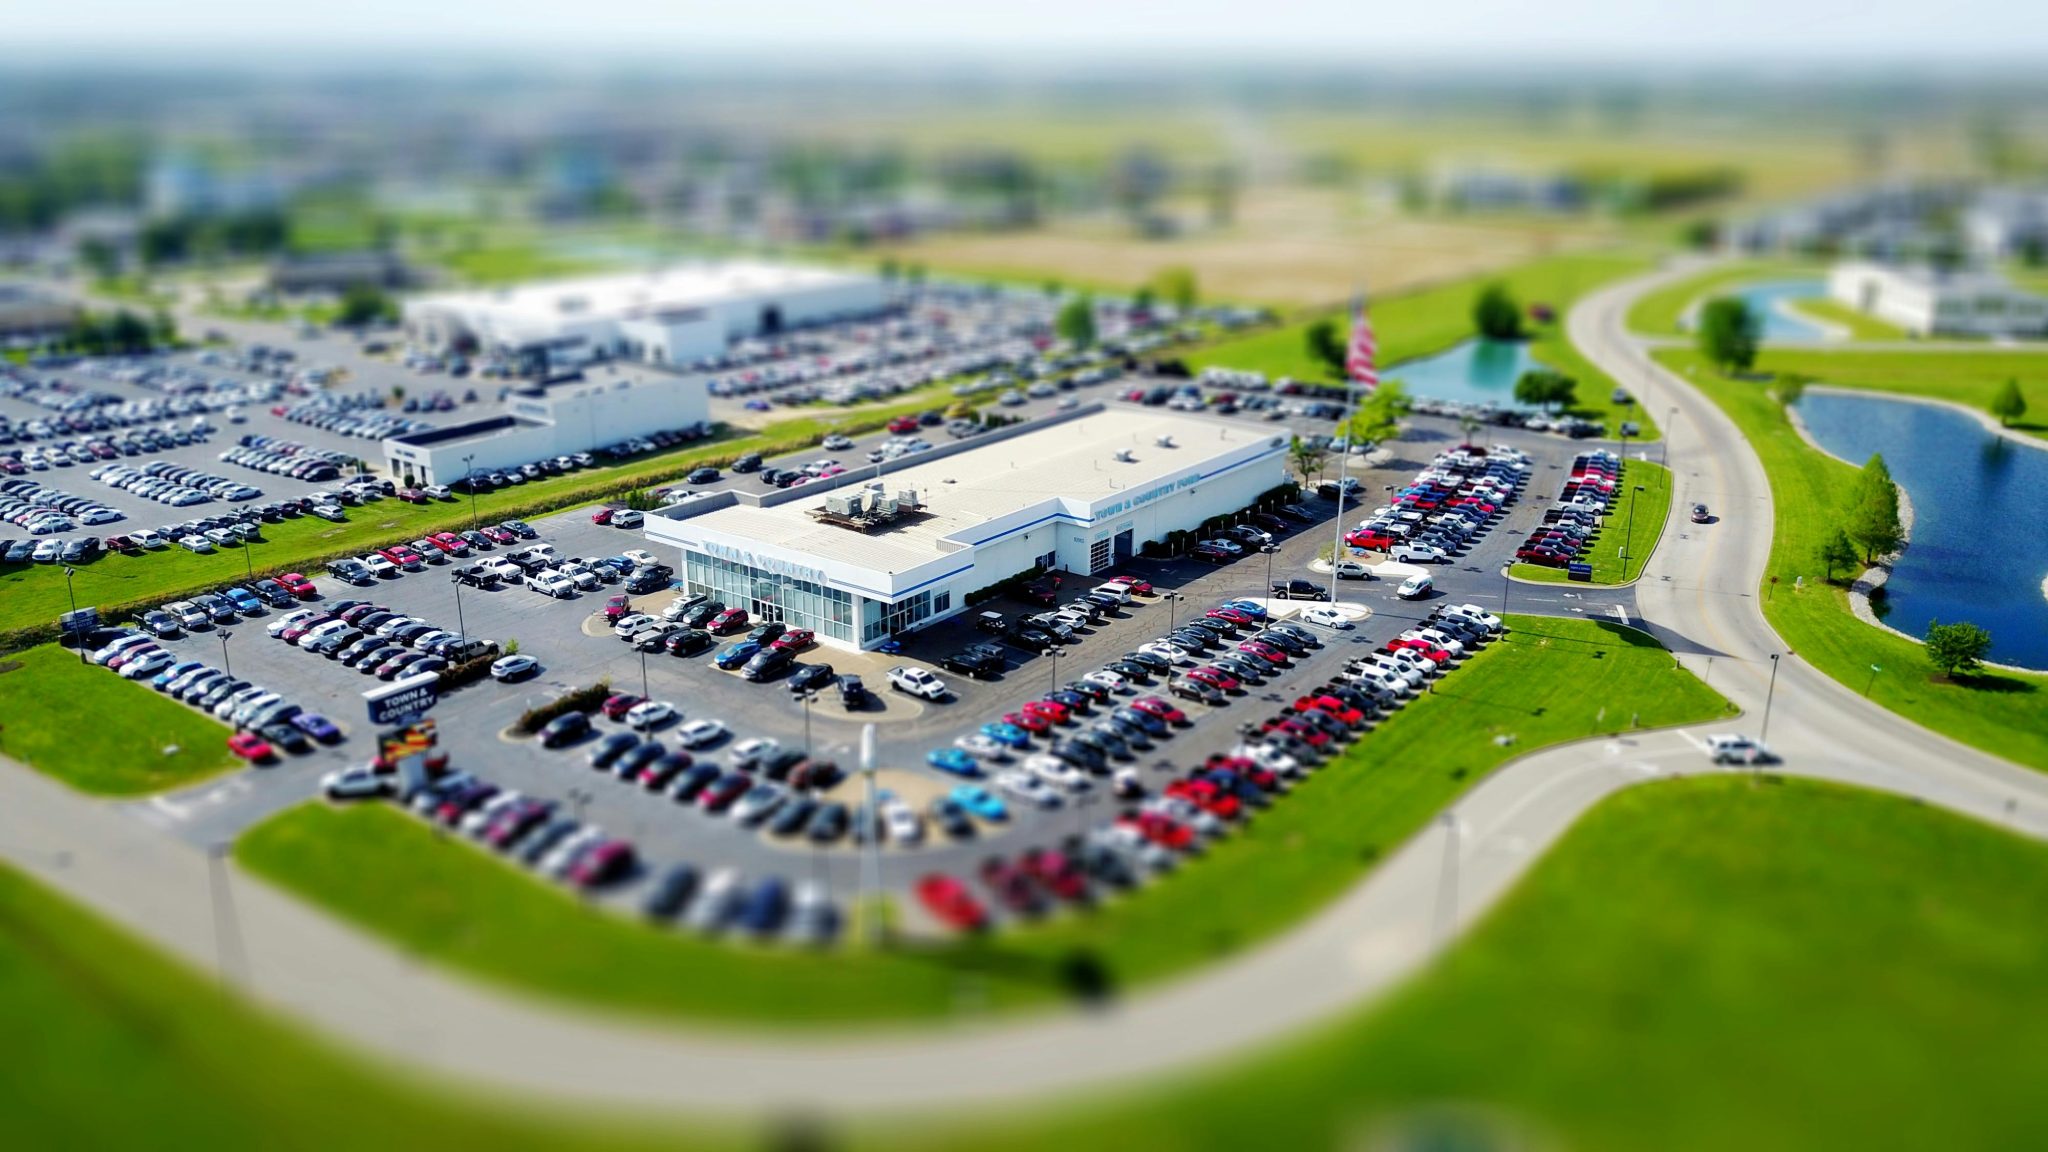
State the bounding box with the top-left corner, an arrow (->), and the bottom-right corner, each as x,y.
411,260 -> 875,324
685,408 -> 1280,574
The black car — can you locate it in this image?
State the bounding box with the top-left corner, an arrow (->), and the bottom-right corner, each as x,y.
941,649 -> 1005,678
258,722 -> 311,754
1169,678 -> 1226,705
1120,649 -> 1170,674
1050,738 -> 1106,773
769,796 -> 818,837
742,647 -> 795,682
250,578 -> 296,607
1064,679 -> 1112,703
787,662 -> 836,694
1270,579 -> 1330,601
634,626 -> 678,653
686,466 -> 720,485
747,621 -> 787,645
198,594 -> 239,625
731,453 -> 763,474
1212,654 -> 1270,683
806,802 -> 849,843
1252,630 -> 1309,656
452,565 -> 497,589
614,740 -> 667,780
664,628 -> 716,656
642,864 -> 700,920
838,674 -> 868,709
929,797 -> 974,839
540,711 -> 591,748
1104,660 -> 1151,682
624,570 -> 668,594
141,609 -> 182,638
678,601 -> 723,629
1006,626 -> 1057,653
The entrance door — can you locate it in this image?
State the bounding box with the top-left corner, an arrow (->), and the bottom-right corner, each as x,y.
1113,528 -> 1134,563
760,305 -> 784,336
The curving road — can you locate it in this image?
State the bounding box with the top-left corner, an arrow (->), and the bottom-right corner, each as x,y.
3,262 -> 2047,1119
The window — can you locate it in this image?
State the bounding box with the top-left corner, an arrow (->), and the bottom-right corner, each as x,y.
1089,538 -> 1113,574
933,592 -> 951,614
684,552 -> 854,642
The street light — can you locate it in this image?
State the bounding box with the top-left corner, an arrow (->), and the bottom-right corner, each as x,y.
240,533 -> 254,581
1623,483 -> 1645,581
461,453 -> 479,531
1760,652 -> 1782,750
218,629 -> 233,677
638,645 -> 651,700
1165,592 -> 1183,633
62,565 -> 84,664
796,690 -> 817,755
450,571 -> 469,644
1260,543 -> 1279,595
1047,643 -> 1065,694
1661,406 -> 1678,468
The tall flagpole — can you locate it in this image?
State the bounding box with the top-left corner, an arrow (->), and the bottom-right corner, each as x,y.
1328,290 -> 1360,603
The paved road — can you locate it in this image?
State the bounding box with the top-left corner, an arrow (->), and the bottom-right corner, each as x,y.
2,263 -> 2046,1119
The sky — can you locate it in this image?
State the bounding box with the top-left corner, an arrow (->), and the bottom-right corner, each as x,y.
12,0 -> 2048,65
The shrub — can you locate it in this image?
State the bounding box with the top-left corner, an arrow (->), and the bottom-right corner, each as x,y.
516,681 -> 612,734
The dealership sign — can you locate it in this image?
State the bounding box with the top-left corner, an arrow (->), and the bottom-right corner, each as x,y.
363,670 -> 440,726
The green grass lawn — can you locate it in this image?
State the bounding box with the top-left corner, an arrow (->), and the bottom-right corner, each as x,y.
0,644 -> 236,794
437,243 -> 615,285
897,776 -> 2048,1152
1785,295 -> 1908,341
239,616 -> 1728,1025
1717,345 -> 2048,441
1193,249 -> 1661,439
1655,349 -> 2048,772
1510,459 -> 1673,584
1625,258 -> 1825,336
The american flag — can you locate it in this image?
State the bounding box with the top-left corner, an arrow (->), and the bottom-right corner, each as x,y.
1344,294 -> 1378,392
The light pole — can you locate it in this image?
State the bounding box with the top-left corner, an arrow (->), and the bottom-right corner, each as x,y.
1864,663 -> 1881,697
1623,483 -> 1645,581
240,534 -> 254,581
1165,592 -> 1183,633
1501,569 -> 1511,616
1261,543 -> 1279,595
1760,653 -> 1782,750
1047,643 -> 1064,694
638,645 -> 650,701
797,690 -> 817,755
462,453 -> 479,531
62,566 -> 84,663
1661,406 -> 1678,469
450,572 -> 469,643
218,629 -> 233,677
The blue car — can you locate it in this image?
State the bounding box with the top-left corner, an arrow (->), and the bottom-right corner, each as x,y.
874,638 -> 904,655
714,640 -> 762,670
223,587 -> 264,614
979,721 -> 1031,750
292,713 -> 342,743
926,747 -> 981,776
1223,598 -> 1269,621
948,785 -> 1008,821
152,660 -> 208,690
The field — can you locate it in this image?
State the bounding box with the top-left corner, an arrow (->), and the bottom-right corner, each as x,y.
0,644 -> 236,794
1655,349 -> 2048,772
238,616 -> 1728,1024
902,777 -> 2048,1152
1727,346 -> 2048,441
1786,296 -> 1909,341
1193,248 -> 1662,437
1510,459 -> 1673,584
1625,258 -> 1827,336
435,242 -> 614,286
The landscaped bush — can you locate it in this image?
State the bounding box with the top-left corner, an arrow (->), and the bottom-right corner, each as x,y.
516,681 -> 612,734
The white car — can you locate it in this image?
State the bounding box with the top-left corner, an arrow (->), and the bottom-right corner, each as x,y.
1442,604 -> 1505,634
611,510 -> 645,528
626,700 -> 677,730
361,553 -> 398,578
612,614 -> 656,639
1024,754 -> 1090,793
1083,669 -> 1127,692
530,572 -> 576,598
729,736 -> 779,766
1401,629 -> 1464,657
1299,606 -> 1352,630
662,594 -> 708,621
821,434 -> 854,450
267,608 -> 318,638
1705,734 -> 1775,765
954,733 -> 1013,761
481,559 -> 524,583
993,769 -> 1061,808
321,765 -> 391,799
1396,573 -> 1434,600
490,654 -> 538,681
178,534 -> 215,553
119,650 -> 175,679
1139,640 -> 1197,666
1390,543 -> 1447,564
1331,559 -> 1372,580
887,666 -> 948,701
423,485 -> 451,499
882,800 -> 924,844
621,549 -> 657,568
676,718 -> 728,748
1201,537 -> 1245,555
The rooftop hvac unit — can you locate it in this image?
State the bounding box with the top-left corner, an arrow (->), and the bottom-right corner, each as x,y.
872,495 -> 897,516
1156,435 -> 1176,448
1112,449 -> 1135,463
825,494 -> 855,516
844,489 -> 866,516
895,488 -> 918,508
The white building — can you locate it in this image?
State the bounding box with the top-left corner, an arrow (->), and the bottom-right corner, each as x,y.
1828,261 -> 2048,339
402,261 -> 886,372
381,372 -> 708,486
642,407 -> 1290,651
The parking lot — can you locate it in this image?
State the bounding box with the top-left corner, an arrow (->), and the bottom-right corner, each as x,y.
101,395 -> 1639,937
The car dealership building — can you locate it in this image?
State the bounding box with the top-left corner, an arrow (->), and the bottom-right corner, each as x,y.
380,372 -> 709,485
641,406 -> 1289,651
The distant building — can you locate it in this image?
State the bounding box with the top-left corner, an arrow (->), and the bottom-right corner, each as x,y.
145,156 -> 285,218
401,261 -> 885,374
268,251 -> 413,295
380,372 -> 709,485
1963,187 -> 2048,262
1828,261 -> 2048,339
0,283 -> 81,339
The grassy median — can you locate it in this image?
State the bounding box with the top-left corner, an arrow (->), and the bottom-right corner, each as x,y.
1509,459 -> 1674,584
1624,258 -> 1825,336
1655,349 -> 2048,772
902,777 -> 2048,1152
0,644 -> 237,794
1688,345 -> 2048,442
239,615 -> 1728,1025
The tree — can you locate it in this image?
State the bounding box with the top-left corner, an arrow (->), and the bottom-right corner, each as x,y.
1131,285 -> 1156,314
1472,282 -> 1523,341
1304,317 -> 1346,382
1991,378 -> 2027,427
1341,382 -> 1409,448
1055,296 -> 1097,349
1771,372 -> 1811,407
1288,434 -> 1328,482
1845,453 -> 1903,562
149,307 -> 177,347
78,236 -> 120,281
1513,368 -> 1577,412
337,283 -> 395,328
1697,296 -> 1760,374
1818,527 -> 1860,582
1153,266 -> 1197,314
1924,620 -> 1992,680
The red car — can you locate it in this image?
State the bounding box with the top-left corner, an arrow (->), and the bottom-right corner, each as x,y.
428,532 -> 469,556
278,572 -> 317,598
379,545 -> 424,569
1387,639 -> 1453,665
708,607 -> 748,634
567,840 -> 635,889
1106,575 -> 1153,595
979,857 -> 1045,916
1206,607 -> 1254,628
1129,696 -> 1186,725
1261,717 -> 1331,747
1237,639 -> 1290,664
1167,778 -> 1241,821
1021,699 -> 1071,725
1187,666 -> 1239,692
770,628 -> 815,651
397,487 -> 429,504
601,693 -> 645,721
227,731 -> 275,762
591,507 -> 617,525
1294,694 -> 1366,727
1346,530 -> 1395,551
480,525 -> 517,545
700,774 -> 749,812
1118,810 -> 1195,851
279,615 -> 333,643
602,594 -> 632,623
915,873 -> 989,932
1206,754 -> 1281,792
1018,849 -> 1088,901
887,415 -> 921,434
1002,710 -> 1051,735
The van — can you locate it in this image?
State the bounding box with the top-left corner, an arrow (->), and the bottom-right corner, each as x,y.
1091,583 -> 1130,606
130,528 -> 165,549
1396,573 -> 1434,600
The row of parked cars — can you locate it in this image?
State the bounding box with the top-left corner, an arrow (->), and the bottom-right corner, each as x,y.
1515,450 -> 1624,569
84,628 -> 343,763
219,435 -> 353,484
273,396 -> 434,442
269,598 -> 499,682
92,458 -> 261,507
0,476 -> 125,534
142,574 -> 316,636
1346,445 -> 1530,563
